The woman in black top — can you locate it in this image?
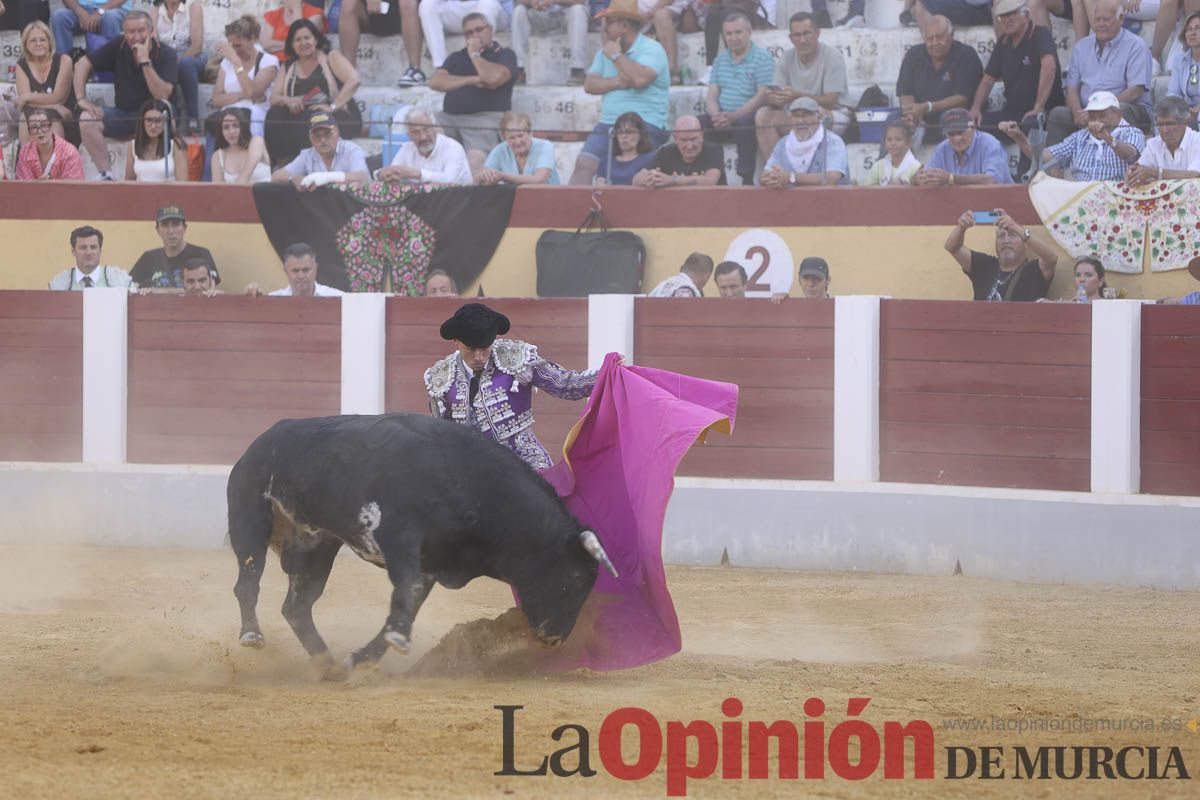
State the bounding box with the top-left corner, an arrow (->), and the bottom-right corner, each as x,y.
13,20 -> 77,145
263,19 -> 361,167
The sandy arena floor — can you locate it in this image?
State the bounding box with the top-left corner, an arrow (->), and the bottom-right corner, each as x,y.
0,544 -> 1197,799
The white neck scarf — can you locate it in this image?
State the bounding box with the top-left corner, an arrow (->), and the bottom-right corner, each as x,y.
784,124 -> 825,175
878,149 -> 920,185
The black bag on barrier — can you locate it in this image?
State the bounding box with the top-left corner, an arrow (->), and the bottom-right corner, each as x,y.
535,209 -> 646,297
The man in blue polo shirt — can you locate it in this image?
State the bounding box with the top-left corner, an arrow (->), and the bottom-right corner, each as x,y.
568,0 -> 669,185
699,11 -> 773,186
1047,0 -> 1153,146
917,107 -> 1014,185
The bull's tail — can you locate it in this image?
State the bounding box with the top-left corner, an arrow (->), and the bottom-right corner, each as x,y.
228,460 -> 273,648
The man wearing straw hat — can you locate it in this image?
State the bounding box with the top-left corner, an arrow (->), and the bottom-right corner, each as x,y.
568,0 -> 670,185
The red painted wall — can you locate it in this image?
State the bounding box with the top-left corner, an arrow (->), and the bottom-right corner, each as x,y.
880,300 -> 1092,491
1141,306 -> 1200,496
634,298 -> 835,479
0,292 -> 82,461
385,297 -> 589,461
127,295 -> 341,464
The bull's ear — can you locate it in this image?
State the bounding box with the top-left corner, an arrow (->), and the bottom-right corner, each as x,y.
579,530 -> 618,578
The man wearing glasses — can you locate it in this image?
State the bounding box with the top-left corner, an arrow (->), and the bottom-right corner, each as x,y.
14,107 -> 85,181
429,12 -> 517,176
1126,96 -> 1200,185
754,12 -> 852,162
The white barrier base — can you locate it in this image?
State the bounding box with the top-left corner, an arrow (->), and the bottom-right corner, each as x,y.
3,463 -> 1198,590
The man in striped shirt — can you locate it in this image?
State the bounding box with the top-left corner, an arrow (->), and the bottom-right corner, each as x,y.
699,11 -> 774,186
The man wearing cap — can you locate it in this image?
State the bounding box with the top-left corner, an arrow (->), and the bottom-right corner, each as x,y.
917,108 -> 1014,185
895,15 -> 982,145
1047,0 -> 1153,146
424,302 -> 599,470
713,261 -> 748,298
755,13 -> 852,162
1126,96 -> 1200,186
968,0 -> 1063,176
271,111 -> 370,191
1001,90 -> 1143,181
648,252 -> 714,297
944,207 -> 1058,302
633,115 -> 726,187
797,257 -> 832,299
129,205 -> 220,290
760,96 -> 849,188
569,0 -> 670,185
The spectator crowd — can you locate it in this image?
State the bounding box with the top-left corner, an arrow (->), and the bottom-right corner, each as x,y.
2,0 -> 1199,186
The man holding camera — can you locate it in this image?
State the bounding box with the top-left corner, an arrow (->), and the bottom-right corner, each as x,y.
944,208 -> 1058,301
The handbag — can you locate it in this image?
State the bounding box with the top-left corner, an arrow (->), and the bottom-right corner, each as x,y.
535,209 -> 646,297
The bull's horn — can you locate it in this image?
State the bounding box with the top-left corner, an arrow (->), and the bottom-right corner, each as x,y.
580,531 -> 619,578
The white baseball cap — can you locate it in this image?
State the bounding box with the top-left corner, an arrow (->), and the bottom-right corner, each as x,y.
1084,91 -> 1121,112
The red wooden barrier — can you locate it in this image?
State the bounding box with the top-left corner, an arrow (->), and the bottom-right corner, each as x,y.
634,298 -> 835,479
385,298 -> 589,460
0,292 -> 83,461
127,295 -> 341,464
880,299 -> 1092,491
1141,306 -> 1200,496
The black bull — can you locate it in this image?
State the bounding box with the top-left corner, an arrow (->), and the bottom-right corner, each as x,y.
227,414 -> 617,679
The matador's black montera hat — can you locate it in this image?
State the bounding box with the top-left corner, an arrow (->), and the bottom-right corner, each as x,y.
440,303 -> 511,348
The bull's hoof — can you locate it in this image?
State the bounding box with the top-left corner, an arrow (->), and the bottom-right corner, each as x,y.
313,653 -> 349,682
345,649 -> 380,671
383,631 -> 410,654
239,631 -> 265,649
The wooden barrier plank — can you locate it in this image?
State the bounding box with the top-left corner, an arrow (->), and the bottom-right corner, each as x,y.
130,350 -> 340,384
1141,336 -> 1200,369
0,405 -> 83,435
882,329 -> 1090,366
636,298 -> 834,329
635,356 -> 834,390
129,321 -> 341,353
1140,462 -> 1200,496
0,319 -> 84,349
883,299 -> 1091,335
881,451 -> 1089,491
127,406 -> 338,436
130,377 -> 339,409
128,295 -> 342,325
638,326 -> 834,360
882,361 -> 1089,397
0,291 -> 83,319
1141,430 -> 1200,465
1142,398 -> 1200,432
883,421 -> 1089,460
883,391 -> 1089,429
0,433 -> 82,462
1141,367 -> 1200,399
677,446 -> 833,479
1142,305 -> 1200,336
128,433 -> 271,465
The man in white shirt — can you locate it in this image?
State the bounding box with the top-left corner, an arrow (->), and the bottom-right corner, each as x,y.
1126,96 -> 1200,186
376,108 -> 474,185
47,226 -> 134,291
246,243 -> 345,297
647,252 -> 714,297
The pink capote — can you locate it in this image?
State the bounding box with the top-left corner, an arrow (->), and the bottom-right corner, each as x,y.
535,353 -> 738,672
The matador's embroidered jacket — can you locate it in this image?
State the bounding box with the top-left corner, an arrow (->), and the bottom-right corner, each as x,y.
423,339 -> 598,469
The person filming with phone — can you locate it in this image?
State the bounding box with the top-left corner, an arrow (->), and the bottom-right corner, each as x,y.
944,207 -> 1058,302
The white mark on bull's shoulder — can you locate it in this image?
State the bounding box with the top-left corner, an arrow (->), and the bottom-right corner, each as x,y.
358,502 -> 381,534
348,502 -> 387,566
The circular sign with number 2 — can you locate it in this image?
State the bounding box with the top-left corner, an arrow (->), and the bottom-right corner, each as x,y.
723,229 -> 795,298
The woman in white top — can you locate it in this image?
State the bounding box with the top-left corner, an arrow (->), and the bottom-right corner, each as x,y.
150,0 -> 205,133
212,107 -> 272,184
125,99 -> 189,182
212,15 -> 280,138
